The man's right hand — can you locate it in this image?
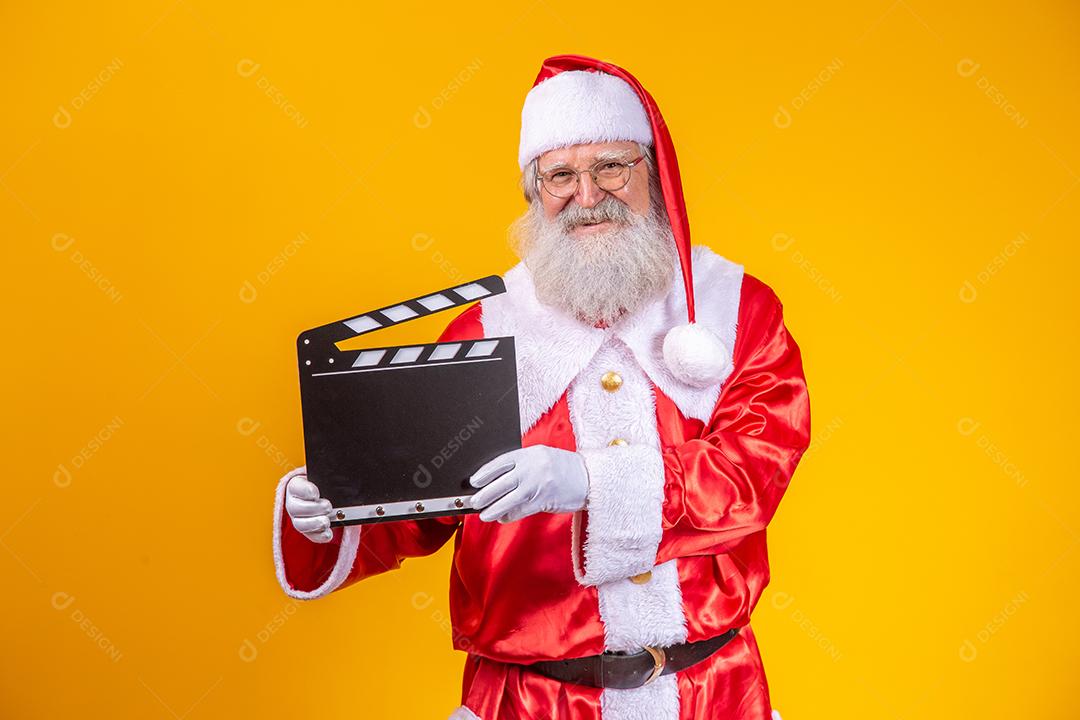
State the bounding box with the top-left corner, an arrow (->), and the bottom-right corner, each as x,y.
285,471 -> 335,543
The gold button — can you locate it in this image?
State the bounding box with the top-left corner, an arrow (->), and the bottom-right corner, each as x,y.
609,438 -> 628,447
601,371 -> 623,392
630,570 -> 653,584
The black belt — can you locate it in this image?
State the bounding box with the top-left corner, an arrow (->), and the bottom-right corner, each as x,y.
523,627 -> 741,690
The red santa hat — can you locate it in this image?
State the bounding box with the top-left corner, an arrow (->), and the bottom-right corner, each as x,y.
518,54 -> 730,388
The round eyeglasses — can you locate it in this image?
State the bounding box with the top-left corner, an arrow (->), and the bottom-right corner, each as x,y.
535,156 -> 645,199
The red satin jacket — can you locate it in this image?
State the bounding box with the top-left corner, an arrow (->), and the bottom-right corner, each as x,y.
272,246 -> 811,720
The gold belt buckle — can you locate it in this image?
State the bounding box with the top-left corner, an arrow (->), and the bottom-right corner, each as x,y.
641,645 -> 667,685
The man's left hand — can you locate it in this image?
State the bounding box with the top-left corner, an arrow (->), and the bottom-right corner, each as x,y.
468,445 -> 589,523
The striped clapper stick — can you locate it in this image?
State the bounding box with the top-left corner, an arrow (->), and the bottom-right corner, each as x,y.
296,276 -> 521,526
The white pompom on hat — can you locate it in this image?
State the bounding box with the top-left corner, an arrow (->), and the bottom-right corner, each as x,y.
519,55 -> 730,388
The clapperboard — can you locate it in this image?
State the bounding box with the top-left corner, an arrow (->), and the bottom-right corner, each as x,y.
296,276 -> 521,526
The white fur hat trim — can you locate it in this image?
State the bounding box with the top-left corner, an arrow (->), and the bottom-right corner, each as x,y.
519,70 -> 652,170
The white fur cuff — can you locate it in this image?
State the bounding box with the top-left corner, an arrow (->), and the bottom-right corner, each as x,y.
272,467 -> 362,600
572,445 -> 665,586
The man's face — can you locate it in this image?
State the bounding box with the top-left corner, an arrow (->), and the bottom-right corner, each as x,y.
512,140 -> 676,329
535,140 -> 651,234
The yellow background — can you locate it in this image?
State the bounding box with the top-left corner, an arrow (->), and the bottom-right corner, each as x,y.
3,1 -> 1077,718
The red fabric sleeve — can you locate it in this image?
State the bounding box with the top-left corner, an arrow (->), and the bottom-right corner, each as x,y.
273,303 -> 485,598
655,277 -> 811,565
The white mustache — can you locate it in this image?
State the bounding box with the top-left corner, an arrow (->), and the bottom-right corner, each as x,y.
557,195 -> 632,232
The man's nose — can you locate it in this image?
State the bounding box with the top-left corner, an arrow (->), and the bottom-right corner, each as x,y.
573,172 -> 607,208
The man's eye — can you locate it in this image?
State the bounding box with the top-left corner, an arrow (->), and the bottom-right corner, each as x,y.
549,171 -> 573,182
601,162 -> 621,170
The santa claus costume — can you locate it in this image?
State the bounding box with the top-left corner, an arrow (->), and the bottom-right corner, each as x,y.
273,55 -> 811,720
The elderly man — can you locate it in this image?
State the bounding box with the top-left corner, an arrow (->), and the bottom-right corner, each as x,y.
273,55 -> 811,720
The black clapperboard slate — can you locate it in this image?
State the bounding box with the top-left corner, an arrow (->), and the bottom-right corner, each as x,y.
297,276 -> 521,526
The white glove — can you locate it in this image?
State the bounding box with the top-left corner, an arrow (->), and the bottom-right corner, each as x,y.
284,468 -> 335,543
468,445 -> 589,523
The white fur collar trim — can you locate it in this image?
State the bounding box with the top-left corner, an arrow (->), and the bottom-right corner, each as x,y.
480,244 -> 744,434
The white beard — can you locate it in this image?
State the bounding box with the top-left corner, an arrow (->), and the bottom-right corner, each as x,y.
511,195 -> 677,328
